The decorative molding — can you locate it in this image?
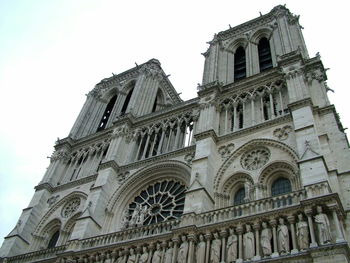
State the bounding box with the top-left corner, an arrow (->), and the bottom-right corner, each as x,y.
273,125 -> 292,140
218,143 -> 235,159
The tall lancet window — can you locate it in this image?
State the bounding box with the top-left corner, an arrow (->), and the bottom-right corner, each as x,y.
121,87 -> 134,115
97,95 -> 117,132
234,46 -> 246,81
258,37 -> 273,72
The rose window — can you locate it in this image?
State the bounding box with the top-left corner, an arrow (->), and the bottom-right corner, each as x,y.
241,147 -> 270,170
128,180 -> 186,226
61,198 -> 81,218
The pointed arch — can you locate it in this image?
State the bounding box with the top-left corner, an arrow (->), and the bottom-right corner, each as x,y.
120,79 -> 136,115
234,46 -> 246,81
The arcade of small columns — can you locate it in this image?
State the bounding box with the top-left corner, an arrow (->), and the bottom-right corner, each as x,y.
133,113 -> 197,161
55,204 -> 345,263
218,81 -> 288,135
47,139 -> 111,185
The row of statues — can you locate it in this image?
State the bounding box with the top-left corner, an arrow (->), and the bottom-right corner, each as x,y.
113,207 -> 332,263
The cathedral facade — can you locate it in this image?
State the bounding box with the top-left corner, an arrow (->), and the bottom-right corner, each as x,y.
1,5 -> 350,263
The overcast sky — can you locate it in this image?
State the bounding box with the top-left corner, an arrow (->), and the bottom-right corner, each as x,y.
1,0 -> 349,244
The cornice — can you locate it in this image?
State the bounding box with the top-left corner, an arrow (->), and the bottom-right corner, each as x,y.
216,5 -> 290,41
99,160 -> 120,174
288,98 -> 313,111
122,145 -> 196,171
277,49 -> 305,67
218,114 -> 292,143
194,129 -> 219,143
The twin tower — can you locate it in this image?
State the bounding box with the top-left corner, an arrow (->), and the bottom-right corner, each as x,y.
2,5 -> 350,263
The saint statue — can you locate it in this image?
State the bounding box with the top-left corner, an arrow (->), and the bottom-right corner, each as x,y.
226,228 -> 237,262
164,242 -> 173,263
296,214 -> 309,250
116,250 -> 127,263
127,248 -> 136,263
130,203 -> 141,227
260,222 -> 272,257
210,232 -> 221,263
121,208 -> 129,229
137,205 -> 148,227
177,235 -> 189,263
139,246 -> 149,263
277,218 -> 290,254
152,243 -> 163,263
243,225 -> 255,260
196,234 -> 206,263
314,206 -> 332,245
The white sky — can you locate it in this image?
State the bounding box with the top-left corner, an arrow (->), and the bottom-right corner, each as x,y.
1,0 -> 350,244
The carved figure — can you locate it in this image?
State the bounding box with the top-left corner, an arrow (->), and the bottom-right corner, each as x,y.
296,214 -> 309,250
116,250 -> 127,263
177,235 -> 189,263
196,234 -> 206,263
164,242 -> 173,263
137,205 -> 148,227
210,232 -> 221,263
139,246 -> 149,263
121,208 -> 129,229
314,206 -> 332,245
243,225 -> 255,260
127,248 -> 136,263
152,243 -> 162,263
260,222 -> 272,257
226,228 -> 237,262
277,218 -> 290,254
130,203 -> 141,227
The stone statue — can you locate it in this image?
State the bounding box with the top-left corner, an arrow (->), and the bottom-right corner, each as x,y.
296,214 -> 309,250
210,232 -> 221,263
164,241 -> 173,263
196,234 -> 206,263
260,222 -> 272,257
277,218 -> 290,254
226,228 -> 237,262
139,246 -> 149,263
130,203 -> 141,227
314,206 -> 332,245
116,250 -> 127,263
243,225 -> 255,260
177,235 -> 189,263
127,248 -> 136,263
121,208 -> 129,229
104,252 -> 113,263
152,243 -> 162,263
137,205 -> 148,227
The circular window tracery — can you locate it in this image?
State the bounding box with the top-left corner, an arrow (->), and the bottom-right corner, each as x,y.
127,180 -> 186,226
61,198 -> 80,218
241,147 -> 270,170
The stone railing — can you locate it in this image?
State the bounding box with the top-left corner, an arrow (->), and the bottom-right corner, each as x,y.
80,219 -> 181,250
6,244 -> 66,263
197,189 -> 305,226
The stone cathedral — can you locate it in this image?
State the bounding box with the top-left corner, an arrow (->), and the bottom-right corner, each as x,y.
2,5 -> 350,263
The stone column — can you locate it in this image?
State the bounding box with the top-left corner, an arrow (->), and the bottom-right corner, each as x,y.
278,89 -> 284,115
142,133 -> 151,159
136,246 -> 142,263
188,234 -> 196,263
304,208 -> 318,247
157,127 -> 166,155
251,96 -> 256,125
135,134 -> 144,161
329,206 -> 346,243
236,225 -> 243,263
287,215 -> 298,254
161,241 -> 167,263
269,92 -> 276,119
148,243 -> 155,263
224,106 -> 228,134
220,229 -> 227,262
171,237 -> 179,263
149,131 -> 158,156
253,222 -> 261,260
205,233 -> 211,263
233,103 -> 238,132
269,219 -> 279,258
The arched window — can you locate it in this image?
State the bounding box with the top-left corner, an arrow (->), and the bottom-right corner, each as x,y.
234,46 -> 246,81
271,177 -> 292,196
233,187 -> 245,205
47,230 -> 60,249
258,37 -> 273,72
121,87 -> 134,115
97,95 -> 118,132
